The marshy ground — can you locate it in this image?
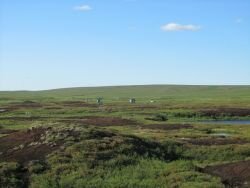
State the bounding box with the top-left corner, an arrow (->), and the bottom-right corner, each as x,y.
0,85 -> 250,188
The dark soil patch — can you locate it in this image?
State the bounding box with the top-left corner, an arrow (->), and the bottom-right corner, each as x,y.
140,124 -> 193,130
7,101 -> 43,109
57,101 -> 98,108
0,129 -> 17,135
186,138 -> 250,146
0,128 -> 47,152
43,106 -> 63,110
0,116 -> 46,121
61,116 -> 137,126
86,129 -> 117,139
200,108 -> 250,118
1,144 -> 56,165
132,105 -> 159,110
0,127 -> 61,164
202,160 -> 250,187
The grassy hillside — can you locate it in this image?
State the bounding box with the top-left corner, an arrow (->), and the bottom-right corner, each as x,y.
1,85 -> 250,107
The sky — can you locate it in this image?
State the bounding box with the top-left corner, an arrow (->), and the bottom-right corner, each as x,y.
0,0 -> 250,91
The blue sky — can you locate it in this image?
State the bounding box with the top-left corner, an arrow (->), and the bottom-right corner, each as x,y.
0,0 -> 250,90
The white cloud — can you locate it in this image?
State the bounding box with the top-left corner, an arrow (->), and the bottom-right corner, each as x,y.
74,5 -> 92,11
161,23 -> 201,32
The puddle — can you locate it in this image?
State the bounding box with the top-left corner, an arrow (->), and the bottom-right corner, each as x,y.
0,109 -> 7,113
201,120 -> 250,125
211,133 -> 231,137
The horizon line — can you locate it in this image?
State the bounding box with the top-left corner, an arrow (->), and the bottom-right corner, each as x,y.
1,83 -> 250,92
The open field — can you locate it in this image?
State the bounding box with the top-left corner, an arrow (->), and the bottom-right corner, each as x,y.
0,85 -> 250,188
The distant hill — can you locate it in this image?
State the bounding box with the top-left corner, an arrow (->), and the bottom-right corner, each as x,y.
0,85 -> 250,107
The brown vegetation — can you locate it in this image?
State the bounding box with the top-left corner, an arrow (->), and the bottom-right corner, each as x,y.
200,108 -> 250,117
185,137 -> 250,146
140,124 -> 193,130
61,116 -> 137,126
203,160 -> 250,187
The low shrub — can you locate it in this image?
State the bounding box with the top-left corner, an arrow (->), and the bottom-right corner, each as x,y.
145,113 -> 168,121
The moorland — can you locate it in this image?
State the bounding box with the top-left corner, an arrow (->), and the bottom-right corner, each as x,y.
0,85 -> 250,188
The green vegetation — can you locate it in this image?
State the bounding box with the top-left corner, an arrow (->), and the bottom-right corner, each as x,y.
145,113 -> 168,121
0,162 -> 24,187
0,85 -> 250,187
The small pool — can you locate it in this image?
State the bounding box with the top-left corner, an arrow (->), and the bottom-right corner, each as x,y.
201,120 -> 250,125
211,133 -> 231,137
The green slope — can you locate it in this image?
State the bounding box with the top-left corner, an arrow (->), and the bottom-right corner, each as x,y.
0,85 -> 250,107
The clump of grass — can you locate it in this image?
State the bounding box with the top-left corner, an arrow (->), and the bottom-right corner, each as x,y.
27,160 -> 46,174
28,128 -> 223,188
0,162 -> 24,188
145,113 -> 168,121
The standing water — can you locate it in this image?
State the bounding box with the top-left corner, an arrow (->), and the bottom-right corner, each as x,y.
201,120 -> 250,125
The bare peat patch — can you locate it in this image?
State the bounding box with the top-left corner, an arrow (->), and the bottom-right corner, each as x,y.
200,108 -> 250,117
57,101 -> 98,107
202,160 -> 250,187
7,101 -> 43,109
140,124 -> 193,130
185,138 -> 250,146
0,116 -> 46,121
61,116 -> 137,126
0,129 -> 17,135
0,127 -> 79,164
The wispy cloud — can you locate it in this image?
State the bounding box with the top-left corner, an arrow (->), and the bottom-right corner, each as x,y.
161,23 -> 201,32
74,5 -> 92,11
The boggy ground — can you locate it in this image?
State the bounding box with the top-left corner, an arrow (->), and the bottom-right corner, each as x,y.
199,108 -> 250,118
55,101 -> 98,108
1,89 -> 250,188
4,101 -> 43,110
0,121 -> 249,188
139,123 -> 193,130
0,126 -> 224,188
184,137 -> 250,146
0,126 -> 84,163
60,116 -> 137,126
